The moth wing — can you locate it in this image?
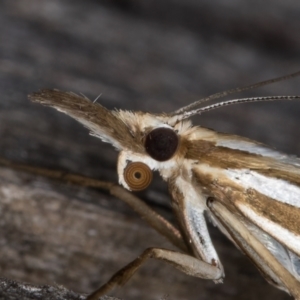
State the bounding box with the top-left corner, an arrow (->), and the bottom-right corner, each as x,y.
207,199 -> 300,297
215,134 -> 300,168
191,135 -> 300,291
193,149 -> 300,289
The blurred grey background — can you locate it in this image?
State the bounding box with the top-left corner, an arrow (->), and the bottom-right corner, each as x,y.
0,1 -> 299,299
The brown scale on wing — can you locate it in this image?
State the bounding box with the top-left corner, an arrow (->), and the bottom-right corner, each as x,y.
185,137 -> 300,187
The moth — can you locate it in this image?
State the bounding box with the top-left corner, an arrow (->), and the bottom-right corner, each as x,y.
29,71 -> 300,300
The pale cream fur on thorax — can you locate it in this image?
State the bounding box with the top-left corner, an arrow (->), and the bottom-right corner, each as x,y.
114,110 -> 221,141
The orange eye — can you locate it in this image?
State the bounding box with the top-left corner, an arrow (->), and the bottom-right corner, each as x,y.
124,162 -> 153,191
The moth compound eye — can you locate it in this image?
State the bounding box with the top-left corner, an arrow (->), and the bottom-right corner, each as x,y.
145,127 -> 178,161
124,162 -> 153,191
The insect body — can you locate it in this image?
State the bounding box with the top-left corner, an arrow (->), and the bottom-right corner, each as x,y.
29,71 -> 300,299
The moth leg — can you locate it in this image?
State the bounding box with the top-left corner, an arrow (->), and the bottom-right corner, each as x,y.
0,158 -> 187,251
87,247 -> 223,300
109,185 -> 187,251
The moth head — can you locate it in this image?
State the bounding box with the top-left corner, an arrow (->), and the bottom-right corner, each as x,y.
29,90 -> 189,191
117,121 -> 182,191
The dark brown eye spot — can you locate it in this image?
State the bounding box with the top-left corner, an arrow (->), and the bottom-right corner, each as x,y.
145,127 -> 178,161
124,162 -> 153,191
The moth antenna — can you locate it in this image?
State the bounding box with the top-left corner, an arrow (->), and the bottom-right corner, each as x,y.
175,95 -> 300,121
172,71 -> 300,115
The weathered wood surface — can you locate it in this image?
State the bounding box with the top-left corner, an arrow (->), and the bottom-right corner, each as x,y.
0,0 -> 299,299
0,277 -> 118,300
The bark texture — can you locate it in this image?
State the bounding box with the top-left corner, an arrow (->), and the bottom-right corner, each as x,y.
0,277 -> 118,300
